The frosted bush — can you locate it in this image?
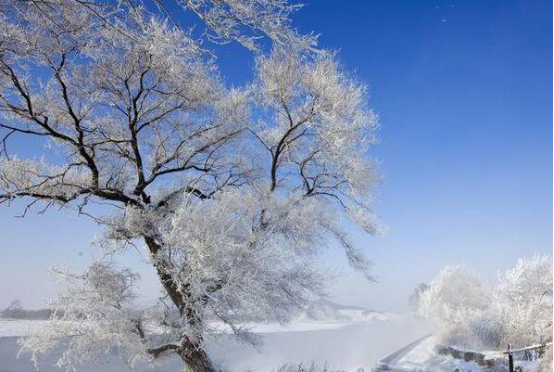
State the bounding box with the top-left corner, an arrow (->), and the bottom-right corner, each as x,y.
466,310 -> 505,350
418,265 -> 491,348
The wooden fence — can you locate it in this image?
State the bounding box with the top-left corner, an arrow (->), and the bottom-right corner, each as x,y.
504,343 -> 552,372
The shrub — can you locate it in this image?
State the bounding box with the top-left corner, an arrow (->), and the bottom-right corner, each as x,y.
418,265 -> 491,348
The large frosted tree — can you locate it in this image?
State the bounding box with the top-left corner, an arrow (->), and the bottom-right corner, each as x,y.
0,1 -> 379,371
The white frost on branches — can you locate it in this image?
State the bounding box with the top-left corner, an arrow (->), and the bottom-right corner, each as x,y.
177,0 -> 318,50
251,49 -> 380,237
419,255 -> 553,353
20,262 -> 149,370
493,255 -> 553,349
419,265 -> 492,349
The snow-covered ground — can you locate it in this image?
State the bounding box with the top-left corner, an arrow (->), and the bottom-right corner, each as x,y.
380,336 -> 505,372
390,336 -> 485,372
0,312 -> 431,372
0,319 -> 50,338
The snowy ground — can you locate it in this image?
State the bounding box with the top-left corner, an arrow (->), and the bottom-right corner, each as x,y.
378,336 -> 510,372
0,314 -> 430,372
383,336 -> 486,372
0,319 -> 49,338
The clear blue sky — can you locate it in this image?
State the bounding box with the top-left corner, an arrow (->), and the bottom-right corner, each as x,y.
0,0 -> 552,311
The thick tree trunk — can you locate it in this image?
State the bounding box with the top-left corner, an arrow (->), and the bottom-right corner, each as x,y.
143,236 -> 216,372
179,344 -> 217,372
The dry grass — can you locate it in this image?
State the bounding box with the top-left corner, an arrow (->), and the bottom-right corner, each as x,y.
272,363 -> 365,372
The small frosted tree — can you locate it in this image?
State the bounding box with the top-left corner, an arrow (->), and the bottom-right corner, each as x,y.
2,299 -> 24,318
418,265 -> 491,348
493,255 -> 553,349
0,1 -> 379,371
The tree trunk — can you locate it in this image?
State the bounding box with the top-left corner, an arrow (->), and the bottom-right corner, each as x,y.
143,237 -> 216,372
179,344 -> 217,372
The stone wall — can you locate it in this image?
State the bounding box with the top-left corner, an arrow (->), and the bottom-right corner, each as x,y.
437,345 -> 506,369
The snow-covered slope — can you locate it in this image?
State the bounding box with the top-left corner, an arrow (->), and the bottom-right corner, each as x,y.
396,337 -> 483,372
0,319 -> 49,338
379,336 -> 504,372
209,300 -> 390,333
298,300 -> 389,323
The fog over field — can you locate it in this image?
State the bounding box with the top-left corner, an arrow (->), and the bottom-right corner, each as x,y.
0,314 -> 431,372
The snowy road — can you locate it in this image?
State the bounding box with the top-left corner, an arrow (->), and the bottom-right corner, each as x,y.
375,334 -> 432,371
0,316 -> 431,372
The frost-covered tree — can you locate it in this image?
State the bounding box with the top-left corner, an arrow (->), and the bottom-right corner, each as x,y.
418,265 -> 491,348
0,1 -> 379,371
2,299 -> 23,319
493,255 -> 553,349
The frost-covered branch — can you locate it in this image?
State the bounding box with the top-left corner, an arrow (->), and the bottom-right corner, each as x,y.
22,0 -> 317,51
174,0 -> 318,50
20,262 -> 151,369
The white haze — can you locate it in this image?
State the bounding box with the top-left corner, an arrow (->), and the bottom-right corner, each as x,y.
0,314 -> 431,372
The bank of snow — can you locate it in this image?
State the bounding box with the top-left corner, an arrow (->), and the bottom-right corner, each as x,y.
388,337 -> 483,372
381,336 -> 505,372
0,319 -> 49,338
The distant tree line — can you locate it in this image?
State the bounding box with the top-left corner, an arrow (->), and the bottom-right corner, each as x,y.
0,300 -> 53,320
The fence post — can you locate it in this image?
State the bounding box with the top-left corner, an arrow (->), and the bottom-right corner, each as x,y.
507,344 -> 514,372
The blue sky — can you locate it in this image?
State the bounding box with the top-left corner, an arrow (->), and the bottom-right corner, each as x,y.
0,0 -> 552,311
